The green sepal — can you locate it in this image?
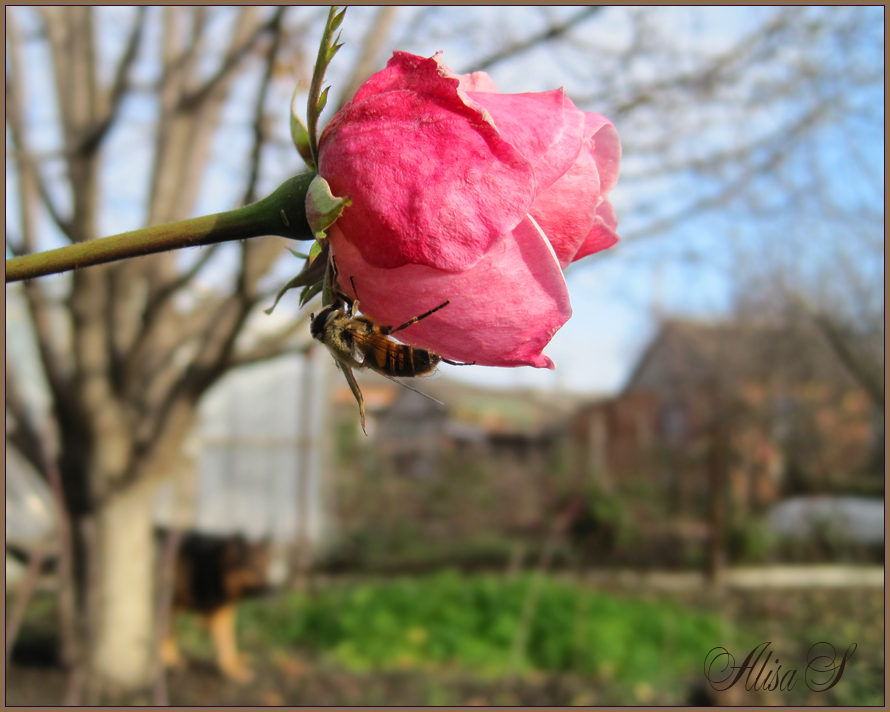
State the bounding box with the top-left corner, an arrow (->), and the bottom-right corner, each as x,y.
264,239 -> 329,315
299,280 -> 324,307
316,86 -> 330,116
330,7 -> 346,32
290,86 -> 315,170
306,173 -> 351,239
327,37 -> 344,63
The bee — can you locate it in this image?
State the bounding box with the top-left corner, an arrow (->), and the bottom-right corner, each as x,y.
310,289 -> 465,377
310,279 -> 471,432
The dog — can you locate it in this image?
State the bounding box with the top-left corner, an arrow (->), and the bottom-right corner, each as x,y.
159,531 -> 272,683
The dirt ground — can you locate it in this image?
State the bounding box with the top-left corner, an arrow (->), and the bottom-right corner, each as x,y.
6,657 -> 694,707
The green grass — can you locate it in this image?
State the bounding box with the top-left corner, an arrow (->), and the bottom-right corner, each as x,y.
241,571 -> 735,691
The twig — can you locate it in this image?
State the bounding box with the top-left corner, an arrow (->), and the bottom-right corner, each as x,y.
178,9 -> 279,112
76,7 -> 147,155
242,7 -> 287,206
4,547 -> 49,653
462,7 -> 602,74
336,6 -> 397,109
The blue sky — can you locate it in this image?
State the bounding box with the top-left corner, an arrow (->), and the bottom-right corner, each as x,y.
6,6 -> 884,400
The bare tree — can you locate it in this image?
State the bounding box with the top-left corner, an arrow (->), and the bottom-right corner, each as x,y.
5,6 -> 317,697
730,215 -> 884,411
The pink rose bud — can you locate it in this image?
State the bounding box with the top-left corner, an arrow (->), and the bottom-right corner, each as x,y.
317,52 -> 621,369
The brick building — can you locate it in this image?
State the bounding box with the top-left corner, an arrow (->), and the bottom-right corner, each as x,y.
574,319 -> 881,520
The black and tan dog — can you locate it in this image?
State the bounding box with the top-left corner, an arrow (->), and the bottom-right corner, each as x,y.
160,531 -> 271,683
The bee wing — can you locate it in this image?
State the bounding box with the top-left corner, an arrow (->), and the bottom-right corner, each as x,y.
377,372 -> 445,406
347,328 -> 380,367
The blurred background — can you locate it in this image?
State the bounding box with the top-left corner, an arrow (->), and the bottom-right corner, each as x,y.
4,5 -> 884,706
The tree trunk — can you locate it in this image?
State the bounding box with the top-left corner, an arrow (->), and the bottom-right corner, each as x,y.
90,484 -> 159,692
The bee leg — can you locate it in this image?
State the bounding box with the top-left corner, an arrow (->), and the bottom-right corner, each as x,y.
442,358 -> 475,366
338,363 -> 367,435
331,276 -> 360,316
388,300 -> 452,335
334,290 -> 354,312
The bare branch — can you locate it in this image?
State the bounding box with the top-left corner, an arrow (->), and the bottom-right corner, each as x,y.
76,7 -> 148,155
336,6 -> 398,108
178,8 -> 278,112
459,7 -> 602,74
20,156 -> 75,242
227,313 -> 312,369
127,295 -> 248,473
6,12 -> 75,242
7,18 -> 76,405
6,231 -> 26,258
106,9 -> 257,384
242,7 -> 287,206
5,546 -> 53,653
228,340 -> 314,370
35,7 -> 75,146
619,102 -> 830,246
107,8 -> 147,109
112,9 -> 283,399
151,7 -> 206,99
43,6 -> 101,242
21,279 -> 74,409
150,245 -> 222,306
808,310 -> 884,411
5,361 -> 46,478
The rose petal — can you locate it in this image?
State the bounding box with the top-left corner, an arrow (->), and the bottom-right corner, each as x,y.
529,114 -> 622,266
350,51 -> 451,103
529,146 -> 601,267
315,51 -> 622,378
585,114 -> 621,194
329,217 -> 571,369
573,199 -> 620,262
468,89 -> 585,191
319,55 -> 536,272
456,70 -> 500,93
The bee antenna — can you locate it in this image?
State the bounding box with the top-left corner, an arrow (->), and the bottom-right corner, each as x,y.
349,276 -> 359,300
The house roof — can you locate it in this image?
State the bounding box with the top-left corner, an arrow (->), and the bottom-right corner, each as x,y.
622,318 -> 861,395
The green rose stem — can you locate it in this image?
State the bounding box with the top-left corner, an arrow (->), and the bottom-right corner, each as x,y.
5,173 -> 315,283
